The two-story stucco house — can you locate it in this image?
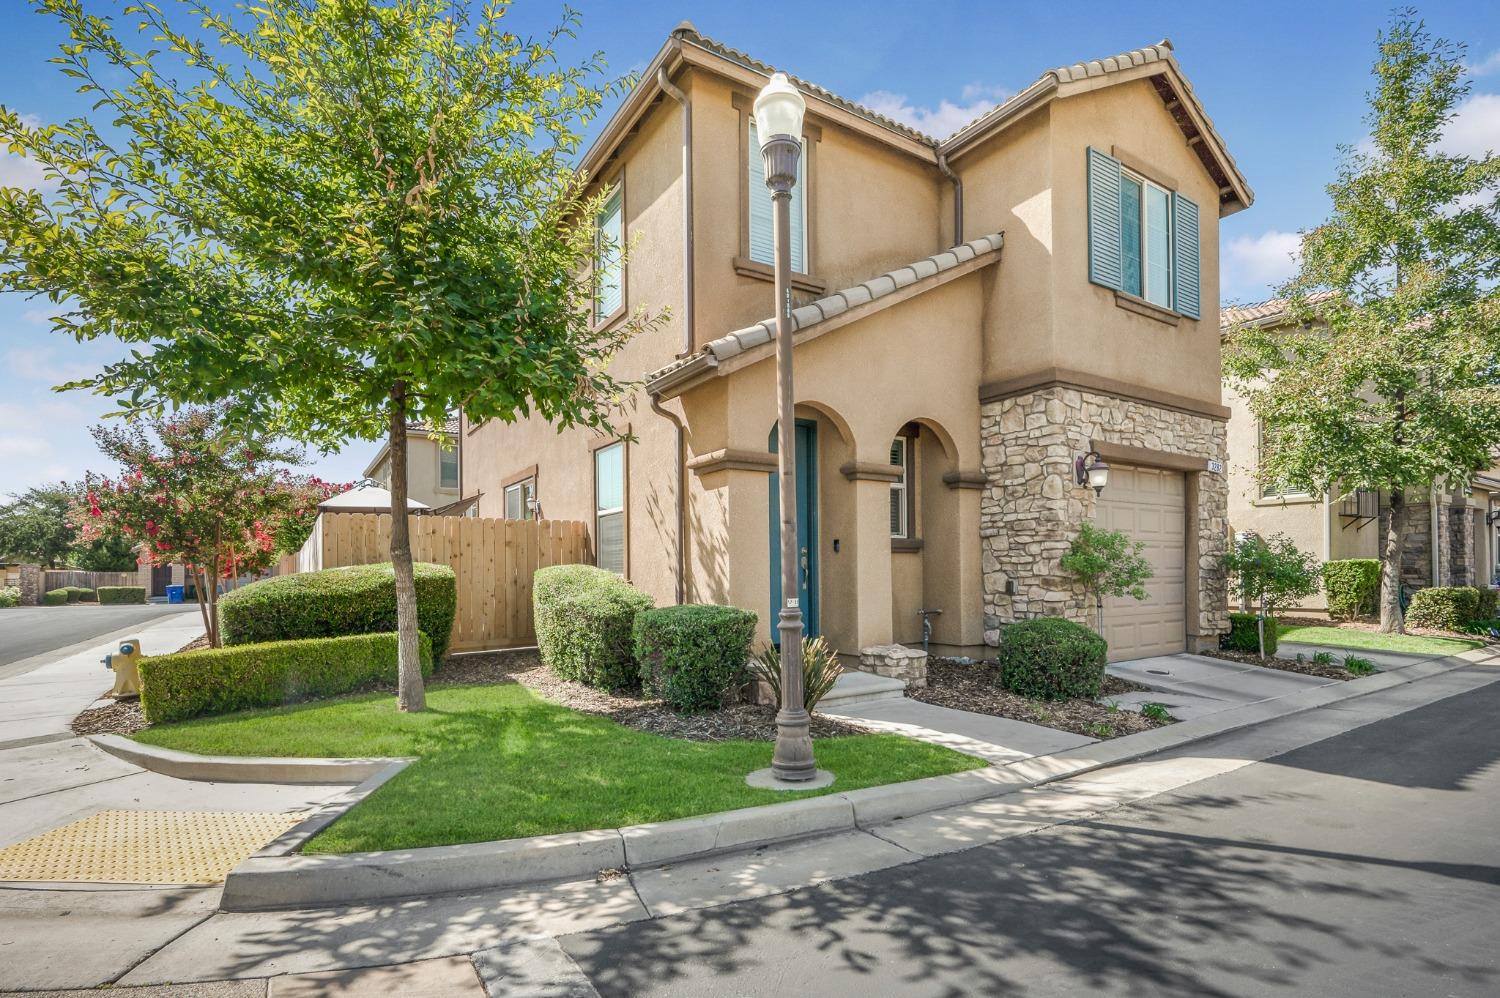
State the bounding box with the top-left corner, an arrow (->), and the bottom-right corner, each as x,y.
463,24 -> 1252,662
365,419 -> 463,512
1222,298 -> 1500,613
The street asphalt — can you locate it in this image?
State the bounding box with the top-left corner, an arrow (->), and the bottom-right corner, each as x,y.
0,602 -> 199,677
562,672 -> 1500,998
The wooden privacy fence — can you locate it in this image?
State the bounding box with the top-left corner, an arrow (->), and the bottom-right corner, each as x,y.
43,570 -> 137,591
295,512 -> 592,652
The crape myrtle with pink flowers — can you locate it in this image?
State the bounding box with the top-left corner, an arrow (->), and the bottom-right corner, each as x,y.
76,407 -> 346,646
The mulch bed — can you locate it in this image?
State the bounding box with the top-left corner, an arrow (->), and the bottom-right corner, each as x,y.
1200,647 -> 1362,681
72,697 -> 146,736
909,658 -> 1173,739
447,650 -> 872,742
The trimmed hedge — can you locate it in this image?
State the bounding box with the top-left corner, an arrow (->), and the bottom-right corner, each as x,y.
1479,586 -> 1498,621
534,564 -> 653,690
634,604 -> 757,712
41,588 -> 68,606
1225,611 -> 1277,655
64,586 -> 96,603
98,586 -> 147,605
1322,559 -> 1381,619
1406,586 -> 1480,631
139,631 -> 432,724
998,617 -> 1107,701
0,587 -> 19,608
219,563 -> 458,661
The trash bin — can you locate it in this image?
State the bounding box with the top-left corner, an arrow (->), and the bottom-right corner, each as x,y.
165,585 -> 184,604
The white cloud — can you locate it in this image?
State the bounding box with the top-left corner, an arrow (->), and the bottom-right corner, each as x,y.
1223,230 -> 1303,295
0,435 -> 48,459
1466,49 -> 1500,77
0,112 -> 57,193
858,81 -> 1011,139
1439,92 -> 1500,158
4,346 -> 99,385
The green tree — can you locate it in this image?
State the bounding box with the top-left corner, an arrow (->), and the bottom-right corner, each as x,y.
1222,532 -> 1321,659
1223,11 -> 1500,634
1060,521 -> 1153,634
79,408 -> 318,646
72,530 -> 139,573
0,485 -> 78,567
0,1 -> 657,708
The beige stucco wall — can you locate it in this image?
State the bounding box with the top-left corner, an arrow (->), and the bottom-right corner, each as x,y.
367,433 -> 459,510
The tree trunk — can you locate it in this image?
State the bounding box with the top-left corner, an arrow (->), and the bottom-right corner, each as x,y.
1380,489 -> 1408,634
192,565 -> 213,646
389,382 -> 426,712
205,556 -> 221,648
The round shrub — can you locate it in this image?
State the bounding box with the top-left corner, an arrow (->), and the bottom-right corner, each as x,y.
534,564 -> 653,690
41,588 -> 68,606
64,586 -> 95,603
634,604 -> 757,712
1406,586 -> 1481,632
219,563 -> 458,661
0,587 -> 20,608
1322,559 -> 1382,619
998,617 -> 1107,701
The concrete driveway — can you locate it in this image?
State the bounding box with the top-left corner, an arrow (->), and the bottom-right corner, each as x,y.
0,602 -> 200,679
1103,653 -> 1339,720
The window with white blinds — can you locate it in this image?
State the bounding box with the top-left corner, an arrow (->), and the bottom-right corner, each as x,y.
748,120 -> 806,273
503,479 -> 535,520
594,188 -> 623,323
595,442 -> 625,574
890,437 -> 909,538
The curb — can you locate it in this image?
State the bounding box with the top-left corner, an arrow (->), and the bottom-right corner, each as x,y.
209,646 -> 1498,911
89,734 -> 411,785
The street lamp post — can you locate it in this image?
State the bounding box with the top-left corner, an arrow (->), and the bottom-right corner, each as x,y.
755,73 -> 817,783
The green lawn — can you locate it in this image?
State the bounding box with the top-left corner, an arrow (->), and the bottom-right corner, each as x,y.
1277,623 -> 1484,656
132,683 -> 984,854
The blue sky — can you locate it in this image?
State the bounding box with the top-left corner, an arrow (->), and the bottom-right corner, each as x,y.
1,0 -> 1497,496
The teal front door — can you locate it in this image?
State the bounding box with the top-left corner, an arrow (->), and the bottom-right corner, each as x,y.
768,419 -> 819,640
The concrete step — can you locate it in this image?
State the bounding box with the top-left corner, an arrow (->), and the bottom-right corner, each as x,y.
820,670 -> 907,708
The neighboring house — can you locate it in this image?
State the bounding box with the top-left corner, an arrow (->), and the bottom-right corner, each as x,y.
464,24 -> 1252,661
1222,297 -> 1500,611
364,419 -> 461,511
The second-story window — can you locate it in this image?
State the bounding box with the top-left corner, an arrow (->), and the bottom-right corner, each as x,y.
748,119 -> 806,273
1258,420 -> 1307,499
438,445 -> 459,491
1086,147 -> 1200,319
594,187 -> 623,324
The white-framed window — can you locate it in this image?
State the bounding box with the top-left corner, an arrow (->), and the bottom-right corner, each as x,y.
594,442 -> 625,575
1119,169 -> 1173,308
503,478 -> 535,520
1258,420 -> 1307,499
890,436 -> 909,539
747,119 -> 807,273
438,445 -> 459,490
594,187 -> 623,324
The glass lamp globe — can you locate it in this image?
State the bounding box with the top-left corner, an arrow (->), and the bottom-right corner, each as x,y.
753,72 -> 806,146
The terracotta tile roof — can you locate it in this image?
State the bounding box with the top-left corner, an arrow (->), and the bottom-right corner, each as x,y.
1220,291 -> 1338,330
677,26 -> 937,145
645,233 -> 1004,394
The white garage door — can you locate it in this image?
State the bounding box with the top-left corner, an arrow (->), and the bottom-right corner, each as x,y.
1096,465 -> 1186,662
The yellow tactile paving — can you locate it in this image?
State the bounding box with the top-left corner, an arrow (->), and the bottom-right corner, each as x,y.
0,809 -> 301,885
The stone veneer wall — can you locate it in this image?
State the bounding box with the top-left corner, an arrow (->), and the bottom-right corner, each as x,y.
1379,496 -> 1437,590
979,386 -> 1229,649
1446,506 -> 1474,587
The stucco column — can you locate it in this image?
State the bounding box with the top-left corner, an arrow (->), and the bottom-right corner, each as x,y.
946,476 -> 986,646
685,450 -> 776,646
848,474 -> 895,647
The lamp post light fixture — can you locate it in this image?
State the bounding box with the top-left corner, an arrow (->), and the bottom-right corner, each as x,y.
1075,450 -> 1110,496
754,73 -> 819,785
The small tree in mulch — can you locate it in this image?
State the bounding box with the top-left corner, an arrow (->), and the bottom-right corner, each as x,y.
1222,532 -> 1321,660
1061,522 -> 1153,633
76,408 -> 332,647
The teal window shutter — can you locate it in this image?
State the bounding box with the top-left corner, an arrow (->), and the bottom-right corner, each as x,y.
1087,147 -> 1123,290
748,120 -> 806,272
1171,192 -> 1201,319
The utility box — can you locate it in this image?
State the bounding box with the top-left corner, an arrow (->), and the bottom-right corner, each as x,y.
103,637 -> 143,698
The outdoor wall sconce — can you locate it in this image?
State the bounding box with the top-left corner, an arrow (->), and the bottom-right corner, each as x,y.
1075,450 -> 1110,496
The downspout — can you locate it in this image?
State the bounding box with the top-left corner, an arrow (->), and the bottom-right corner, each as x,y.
936,150 -> 963,246
654,64 -> 692,605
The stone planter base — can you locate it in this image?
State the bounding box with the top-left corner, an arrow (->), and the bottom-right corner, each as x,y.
859,644 -> 928,689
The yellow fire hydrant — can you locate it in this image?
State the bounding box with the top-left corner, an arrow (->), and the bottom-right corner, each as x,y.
103,638 -> 143,698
